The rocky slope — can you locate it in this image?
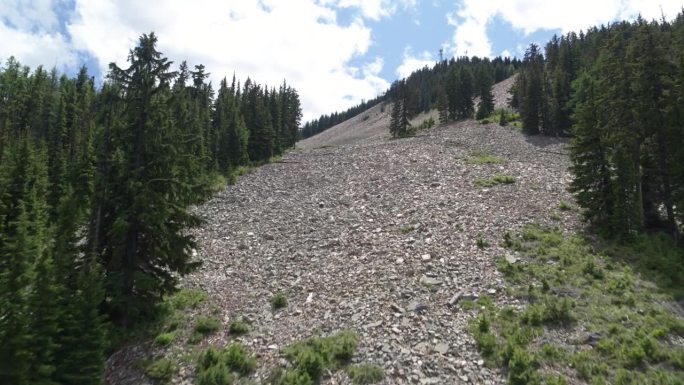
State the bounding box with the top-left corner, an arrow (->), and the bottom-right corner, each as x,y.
107,76 -> 581,385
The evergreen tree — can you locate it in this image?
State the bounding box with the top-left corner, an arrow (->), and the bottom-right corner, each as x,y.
454,67 -> 474,120
99,33 -> 202,325
475,69 -> 495,120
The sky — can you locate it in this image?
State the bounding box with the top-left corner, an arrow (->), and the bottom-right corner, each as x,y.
1,1 -> 682,122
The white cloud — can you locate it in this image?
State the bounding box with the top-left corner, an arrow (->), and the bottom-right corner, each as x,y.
0,0 -> 392,121
332,0 -> 417,20
396,47 -> 434,79
64,0 -> 390,121
449,0 -> 684,58
0,0 -> 77,70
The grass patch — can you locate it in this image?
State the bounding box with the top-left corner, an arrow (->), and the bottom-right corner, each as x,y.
346,363 -> 385,384
154,332 -> 176,346
270,293 -> 288,310
229,319 -> 250,336
469,224 -> 684,384
399,224 -> 415,234
272,331 -> 362,384
190,315 -> 222,343
197,342 -> 257,385
165,288 -> 208,311
476,234 -> 491,249
479,108 -> 520,126
466,150 -> 506,165
475,174 -> 516,187
416,117 -> 435,131
145,358 -> 177,383
558,200 -> 573,211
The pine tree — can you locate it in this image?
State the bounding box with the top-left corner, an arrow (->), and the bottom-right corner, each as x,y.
568,71 -> 614,230
454,67 -> 474,120
99,33 -> 202,326
52,188 -> 106,385
475,70 -> 495,120
518,44 -> 547,134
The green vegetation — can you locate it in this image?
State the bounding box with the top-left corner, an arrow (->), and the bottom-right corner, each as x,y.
478,108 -> 520,126
415,117 -> 436,131
145,358 -> 178,383
229,319 -> 250,335
465,150 -> 506,165
399,224 -> 416,234
346,363 -> 385,384
191,315 -> 222,343
273,331 -> 363,384
270,293 -> 288,310
475,174 -> 516,187
154,332 -> 176,346
0,32 -> 303,384
558,200 -> 573,211
196,343 -> 257,385
470,224 -> 684,384
476,234 -> 491,249
513,17 -> 684,239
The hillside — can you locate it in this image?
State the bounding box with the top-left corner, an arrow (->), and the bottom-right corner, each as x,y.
299,75 -> 516,150
106,77 -> 592,385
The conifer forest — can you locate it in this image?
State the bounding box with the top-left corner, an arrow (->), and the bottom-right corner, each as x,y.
1,8 -> 684,385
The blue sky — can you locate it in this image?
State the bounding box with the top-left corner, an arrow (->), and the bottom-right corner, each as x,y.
1,0 -> 681,121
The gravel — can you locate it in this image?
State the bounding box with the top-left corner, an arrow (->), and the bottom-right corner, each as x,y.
106,76 -> 582,385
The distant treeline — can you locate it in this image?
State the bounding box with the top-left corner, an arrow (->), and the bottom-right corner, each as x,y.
0,32 -> 301,384
513,12 -> 684,238
300,56 -> 520,139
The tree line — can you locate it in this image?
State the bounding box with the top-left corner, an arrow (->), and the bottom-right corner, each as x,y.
389,56 -> 518,137
512,12 -> 684,239
0,32 -> 301,384
304,56 -> 520,139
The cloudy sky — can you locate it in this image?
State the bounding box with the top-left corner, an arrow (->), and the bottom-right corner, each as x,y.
1,1 -> 681,121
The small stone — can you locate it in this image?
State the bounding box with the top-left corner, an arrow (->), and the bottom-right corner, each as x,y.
420,275 -> 442,286
505,254 -> 519,264
421,254 -> 431,261
268,344 -> 278,350
263,233 -> 275,240
390,303 -> 405,313
407,301 -> 428,313
396,257 -> 404,264
434,343 -> 449,355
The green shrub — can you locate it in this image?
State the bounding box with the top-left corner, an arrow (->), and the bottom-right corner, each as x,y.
399,224 -> 415,234
224,342 -> 257,375
274,369 -> 313,385
196,362 -> 233,385
198,346 -> 222,370
154,332 -> 176,346
145,358 -> 177,383
558,200 -> 572,211
165,288 -> 207,310
346,364 -> 384,384
476,235 -> 490,249
283,331 -> 359,381
270,293 -> 288,310
195,315 -> 222,335
229,319 -> 249,335
466,150 -> 505,165
475,174 -> 516,187
507,347 -> 539,385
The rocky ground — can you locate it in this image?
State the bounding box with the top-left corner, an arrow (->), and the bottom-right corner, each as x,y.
107,77 -> 583,385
